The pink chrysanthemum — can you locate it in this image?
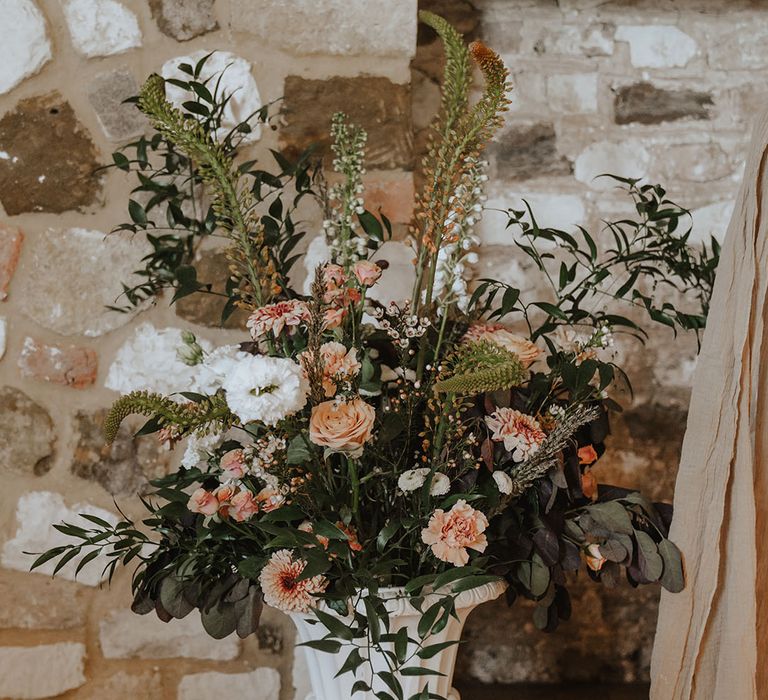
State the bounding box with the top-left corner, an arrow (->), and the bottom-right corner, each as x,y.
485,407 -> 546,462
258,549 -> 328,613
247,300 -> 310,339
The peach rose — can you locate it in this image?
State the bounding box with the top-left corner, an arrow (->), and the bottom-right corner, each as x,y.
421,499 -> 489,567
323,264 -> 345,289
463,322 -> 541,368
220,449 -> 247,480
187,488 -> 218,516
323,307 -> 346,330
309,397 -> 375,457
585,543 -> 607,571
255,487 -> 286,513
353,260 -> 382,287
581,469 -> 598,502
578,445 -> 598,465
229,489 -> 259,522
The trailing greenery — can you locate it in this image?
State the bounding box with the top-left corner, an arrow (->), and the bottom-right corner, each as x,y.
110,53 -> 317,316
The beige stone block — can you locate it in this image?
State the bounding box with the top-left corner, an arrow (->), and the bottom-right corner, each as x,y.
178,668 -> 280,700
100,608 -> 241,660
0,643 -> 86,699
229,0 -> 417,58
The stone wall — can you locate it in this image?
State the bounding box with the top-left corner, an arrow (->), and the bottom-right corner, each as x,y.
0,0 -> 760,698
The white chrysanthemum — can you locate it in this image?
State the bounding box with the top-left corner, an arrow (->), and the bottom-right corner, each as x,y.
492,470 -> 514,495
193,344 -> 249,394
181,431 -> 223,468
429,472 -> 451,496
222,355 -> 309,426
398,467 -> 430,493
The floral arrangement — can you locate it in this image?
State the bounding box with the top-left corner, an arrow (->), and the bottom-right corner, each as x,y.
36,12 -> 719,700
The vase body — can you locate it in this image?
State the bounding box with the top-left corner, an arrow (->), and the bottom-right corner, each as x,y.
289,580 -> 506,700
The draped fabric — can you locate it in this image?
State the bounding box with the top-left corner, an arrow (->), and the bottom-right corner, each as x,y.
650,111 -> 768,699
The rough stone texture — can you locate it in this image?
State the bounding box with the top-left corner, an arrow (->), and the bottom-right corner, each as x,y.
363,173 -> 415,224
0,93 -> 102,215
615,25 -> 698,68
62,0 -> 142,58
614,82 -> 713,125
0,317 -> 5,360
105,323 -> 211,396
490,123 -> 572,181
657,143 -> 734,183
18,337 -> 98,388
0,0 -> 51,95
707,21 -> 768,70
18,228 -> 148,337
0,569 -> 86,629
531,22 -> 615,58
175,250 -> 249,329
178,668 -> 280,700
0,643 -> 86,699
0,386 -> 55,476
0,223 -> 23,300
100,608 -> 241,660
162,51 -> 262,144
1,491 -> 118,586
256,623 -> 284,655
150,0 -> 218,41
230,0 -> 417,58
281,76 -> 413,170
71,409 -> 173,496
574,141 -> 650,189
87,69 -> 148,142
547,73 -> 599,113
70,670 -> 163,700
292,648 -> 312,700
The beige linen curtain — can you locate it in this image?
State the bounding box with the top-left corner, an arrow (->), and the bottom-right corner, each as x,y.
650,111 -> 768,699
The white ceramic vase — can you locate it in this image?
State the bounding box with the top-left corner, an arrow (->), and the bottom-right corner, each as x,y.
289,580 -> 507,700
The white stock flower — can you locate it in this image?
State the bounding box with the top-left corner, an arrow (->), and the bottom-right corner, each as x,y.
492,470 -> 514,495
222,354 -> 309,426
398,467 -> 430,493
429,472 -> 451,496
193,344 -> 249,394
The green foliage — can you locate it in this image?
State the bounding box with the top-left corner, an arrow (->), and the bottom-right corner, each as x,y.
434,340 -> 525,394
471,177 -> 720,345
110,54 -> 317,313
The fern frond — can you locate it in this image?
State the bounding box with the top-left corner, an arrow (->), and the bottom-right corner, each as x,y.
138,74 -> 277,307
434,340 -> 526,394
104,390 -> 235,444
